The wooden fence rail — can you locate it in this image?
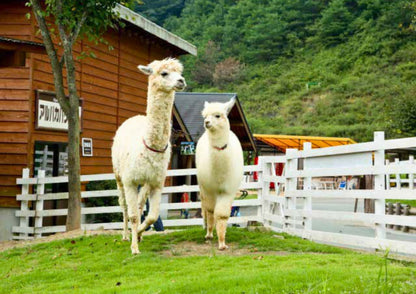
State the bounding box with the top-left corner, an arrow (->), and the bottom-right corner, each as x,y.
12,132 -> 416,256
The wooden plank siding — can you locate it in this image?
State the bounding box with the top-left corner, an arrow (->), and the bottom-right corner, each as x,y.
1,1 -> 188,207
0,1 -> 32,206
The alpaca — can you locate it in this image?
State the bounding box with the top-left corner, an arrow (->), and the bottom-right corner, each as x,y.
195,98 -> 244,250
111,58 -> 186,254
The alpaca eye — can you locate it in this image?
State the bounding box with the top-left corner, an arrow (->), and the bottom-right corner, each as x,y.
215,115 -> 221,119
161,72 -> 168,77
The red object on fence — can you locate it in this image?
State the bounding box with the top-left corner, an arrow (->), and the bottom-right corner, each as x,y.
181,192 -> 190,203
253,157 -> 284,189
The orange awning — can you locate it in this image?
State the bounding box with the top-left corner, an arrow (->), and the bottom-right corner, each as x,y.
254,134 -> 356,152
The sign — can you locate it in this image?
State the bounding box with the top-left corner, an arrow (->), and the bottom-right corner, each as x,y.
36,90 -> 82,131
180,141 -> 195,155
82,138 -> 93,157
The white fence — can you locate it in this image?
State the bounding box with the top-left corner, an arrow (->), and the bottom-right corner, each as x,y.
13,132 -> 416,255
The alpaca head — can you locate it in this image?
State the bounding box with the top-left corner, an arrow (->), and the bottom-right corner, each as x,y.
138,58 -> 186,93
202,98 -> 236,133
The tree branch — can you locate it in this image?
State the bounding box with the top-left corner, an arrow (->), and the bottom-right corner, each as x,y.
69,11 -> 88,47
30,0 -> 70,114
55,0 -> 70,47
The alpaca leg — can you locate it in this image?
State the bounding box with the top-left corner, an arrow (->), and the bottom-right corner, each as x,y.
205,208 -> 215,240
137,188 -> 161,234
137,184 -> 150,242
202,197 -> 215,240
125,183 -> 140,254
214,197 -> 233,250
116,177 -> 129,241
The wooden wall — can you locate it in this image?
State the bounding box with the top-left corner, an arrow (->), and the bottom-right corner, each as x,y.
0,1 -> 32,207
0,1 -> 182,207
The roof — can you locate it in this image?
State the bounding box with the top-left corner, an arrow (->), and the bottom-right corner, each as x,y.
0,36 -> 46,54
174,92 -> 256,151
115,4 -> 197,56
255,134 -> 356,152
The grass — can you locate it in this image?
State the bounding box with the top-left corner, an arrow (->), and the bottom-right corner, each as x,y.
1,227 -> 415,294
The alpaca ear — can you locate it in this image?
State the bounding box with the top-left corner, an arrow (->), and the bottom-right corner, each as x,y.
224,97 -> 236,115
138,65 -> 153,75
204,101 -> 209,108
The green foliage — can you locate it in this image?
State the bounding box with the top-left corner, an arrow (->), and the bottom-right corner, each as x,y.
1,228 -> 415,293
85,180 -> 121,223
150,0 -> 416,141
133,0 -> 185,25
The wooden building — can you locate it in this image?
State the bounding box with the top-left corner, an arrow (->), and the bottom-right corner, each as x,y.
0,0 -> 197,213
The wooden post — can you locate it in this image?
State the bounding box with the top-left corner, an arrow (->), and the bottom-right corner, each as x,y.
409,155 -> 414,190
284,149 -> 298,231
402,205 -> 410,233
303,142 -> 312,231
257,156 -> 268,225
34,169 -> 45,238
393,203 -> 402,231
386,202 -> 394,229
18,168 -> 30,239
395,158 -> 401,189
374,132 -> 386,239
364,175 -> 375,213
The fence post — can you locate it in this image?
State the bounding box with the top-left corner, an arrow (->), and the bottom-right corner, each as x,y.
409,155 -> 414,190
257,156 -> 268,225
284,149 -> 298,231
374,132 -> 386,239
303,142 -> 312,231
394,158 -> 401,189
34,169 -> 45,238
18,168 -> 30,238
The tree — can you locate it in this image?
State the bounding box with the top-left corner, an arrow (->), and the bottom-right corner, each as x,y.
28,0 -> 128,231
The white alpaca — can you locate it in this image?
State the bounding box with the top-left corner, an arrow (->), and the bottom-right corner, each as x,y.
195,98 -> 244,250
112,58 -> 186,254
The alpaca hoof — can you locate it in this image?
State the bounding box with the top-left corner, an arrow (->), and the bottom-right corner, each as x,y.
131,246 -> 140,255
122,236 -> 129,242
205,234 -> 213,241
218,244 -> 229,251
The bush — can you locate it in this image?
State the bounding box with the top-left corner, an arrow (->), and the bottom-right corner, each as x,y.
85,180 -> 122,223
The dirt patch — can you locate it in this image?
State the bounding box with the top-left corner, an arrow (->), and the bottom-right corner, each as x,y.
0,229 -> 174,253
162,241 -> 290,257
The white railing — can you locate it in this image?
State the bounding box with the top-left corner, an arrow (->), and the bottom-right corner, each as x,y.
13,165 -> 264,240
262,132 -> 416,255
13,132 -> 416,255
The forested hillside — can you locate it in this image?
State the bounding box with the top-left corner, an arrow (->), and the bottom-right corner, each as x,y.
136,0 -> 416,142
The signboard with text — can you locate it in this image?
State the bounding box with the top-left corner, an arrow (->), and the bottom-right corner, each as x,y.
36,90 -> 82,131
82,138 -> 93,157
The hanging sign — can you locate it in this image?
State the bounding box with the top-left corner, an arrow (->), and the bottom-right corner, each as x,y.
35,90 -> 82,131
180,141 -> 195,155
82,138 -> 93,157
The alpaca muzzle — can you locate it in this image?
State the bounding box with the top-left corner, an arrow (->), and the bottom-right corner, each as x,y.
175,79 -> 186,91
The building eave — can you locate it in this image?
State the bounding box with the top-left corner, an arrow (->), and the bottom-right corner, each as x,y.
114,4 -> 197,56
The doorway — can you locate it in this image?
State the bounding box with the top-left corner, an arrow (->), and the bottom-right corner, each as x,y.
33,142 -> 69,227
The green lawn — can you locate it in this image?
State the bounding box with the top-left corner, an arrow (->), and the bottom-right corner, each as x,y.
1,228 -> 415,294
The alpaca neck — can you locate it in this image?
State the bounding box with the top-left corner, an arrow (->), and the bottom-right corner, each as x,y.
145,89 -> 174,150
207,128 -> 230,150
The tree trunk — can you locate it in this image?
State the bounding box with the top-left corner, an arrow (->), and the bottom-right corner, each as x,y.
64,42 -> 82,231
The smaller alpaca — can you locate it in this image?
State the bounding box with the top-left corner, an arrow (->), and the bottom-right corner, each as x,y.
112,58 -> 185,254
195,98 -> 244,250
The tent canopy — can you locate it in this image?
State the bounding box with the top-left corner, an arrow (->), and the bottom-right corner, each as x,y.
255,134 -> 356,153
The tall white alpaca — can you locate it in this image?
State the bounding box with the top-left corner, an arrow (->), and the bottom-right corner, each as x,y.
196,98 -> 244,250
112,58 -> 186,254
